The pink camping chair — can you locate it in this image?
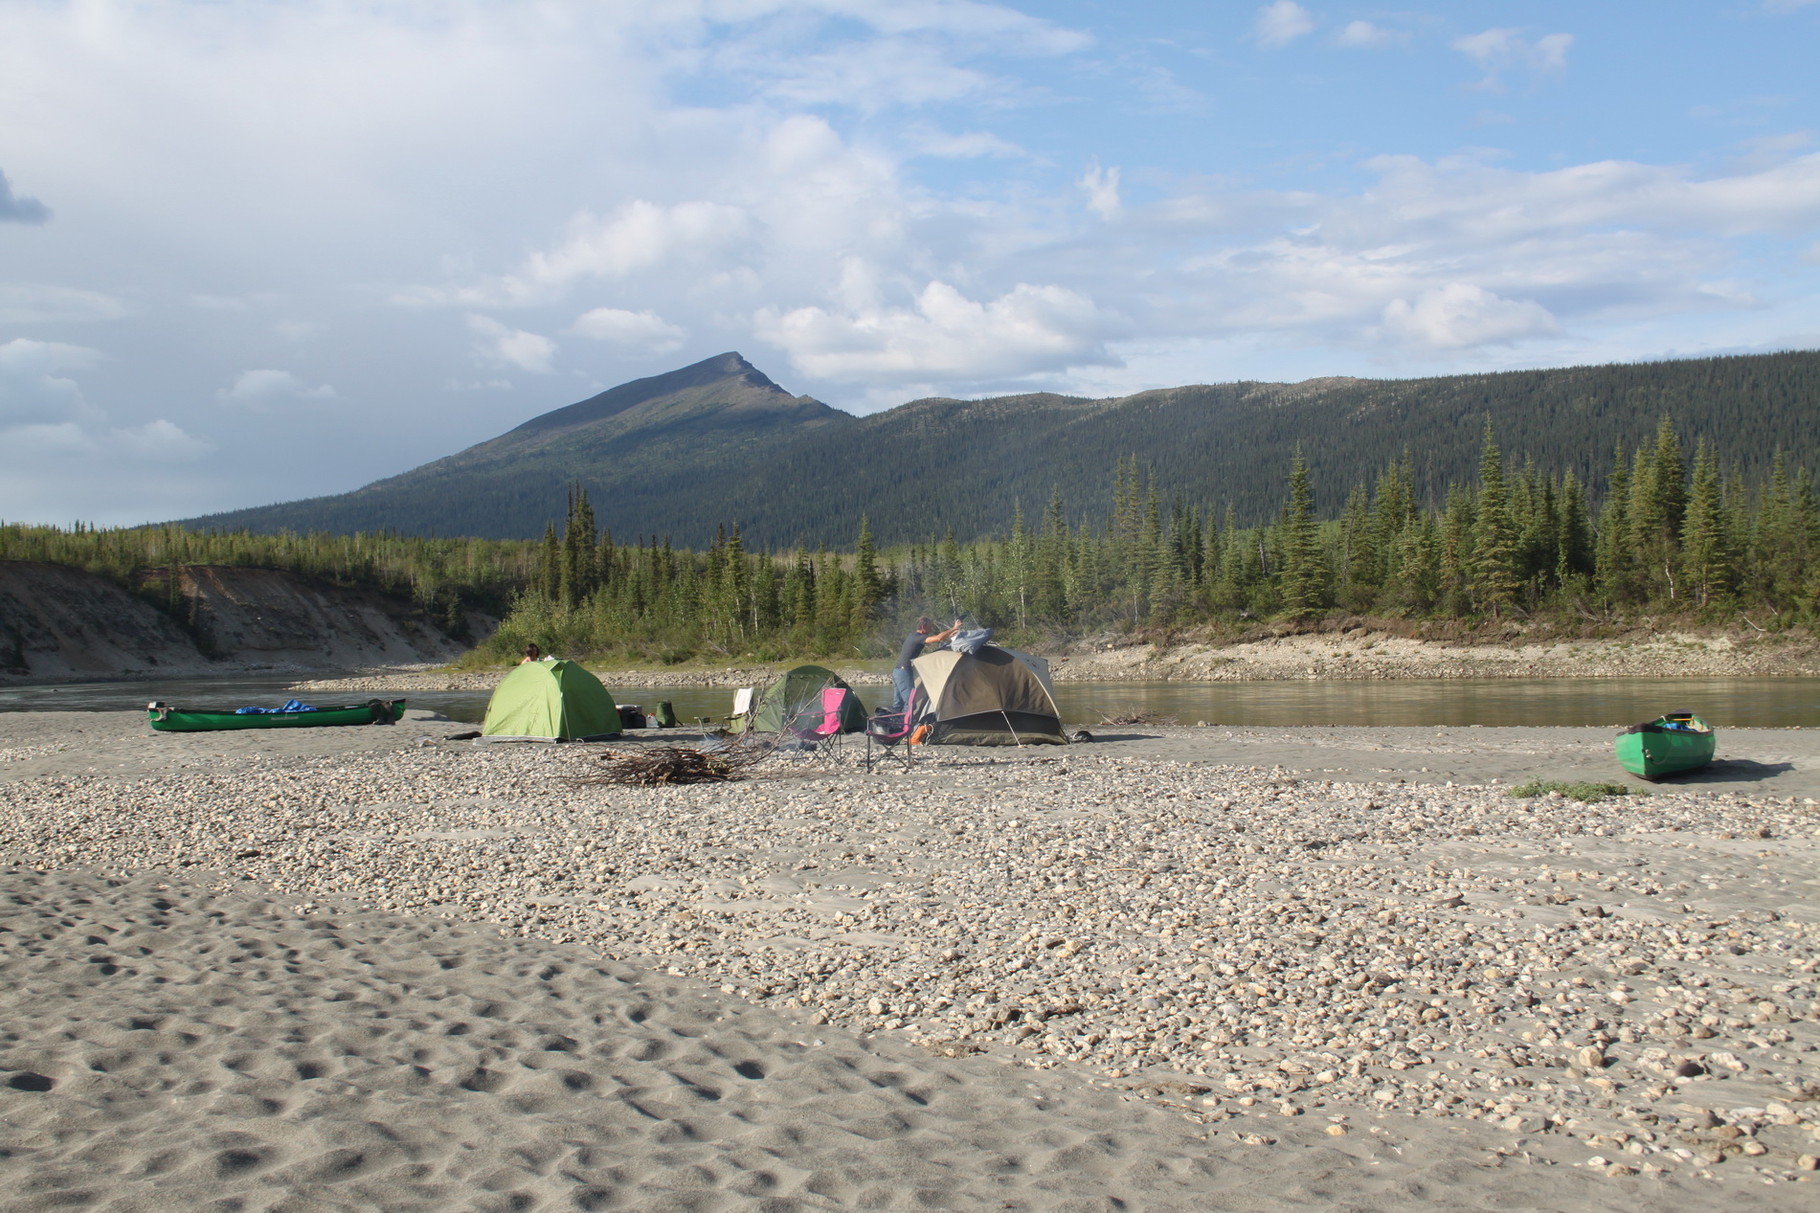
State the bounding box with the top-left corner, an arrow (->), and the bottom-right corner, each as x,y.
864,688 -> 919,773
789,685 -> 856,764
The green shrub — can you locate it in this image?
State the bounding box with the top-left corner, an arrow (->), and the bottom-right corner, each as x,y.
1507,779 -> 1645,804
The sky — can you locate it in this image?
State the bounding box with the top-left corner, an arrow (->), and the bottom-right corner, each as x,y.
2,0 -> 1818,527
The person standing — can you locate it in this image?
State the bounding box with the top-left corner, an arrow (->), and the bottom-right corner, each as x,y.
892,616 -> 961,713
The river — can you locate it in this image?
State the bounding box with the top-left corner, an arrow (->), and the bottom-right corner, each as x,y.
2,674 -> 1815,728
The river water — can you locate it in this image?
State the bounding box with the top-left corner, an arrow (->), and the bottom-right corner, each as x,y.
2,674 -> 1815,728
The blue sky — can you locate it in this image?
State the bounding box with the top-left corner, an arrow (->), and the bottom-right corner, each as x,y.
2,0 -> 1817,525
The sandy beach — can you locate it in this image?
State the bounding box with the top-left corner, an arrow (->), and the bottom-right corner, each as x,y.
3,709 -> 1817,1210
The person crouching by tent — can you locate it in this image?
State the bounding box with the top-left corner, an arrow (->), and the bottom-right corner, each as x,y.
892,616 -> 961,712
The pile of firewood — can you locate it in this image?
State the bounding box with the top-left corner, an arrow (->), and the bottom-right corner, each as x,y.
590,744 -> 764,786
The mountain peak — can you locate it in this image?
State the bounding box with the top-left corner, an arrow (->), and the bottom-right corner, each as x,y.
508,351 -> 812,436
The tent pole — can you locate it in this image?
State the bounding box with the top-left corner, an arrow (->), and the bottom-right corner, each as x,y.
1002,709 -> 1023,747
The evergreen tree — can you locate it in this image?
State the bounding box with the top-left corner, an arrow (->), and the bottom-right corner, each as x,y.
1339,482 -> 1378,608
851,516 -> 884,634
1554,468 -> 1593,586
1276,453 -> 1327,618
1471,423 -> 1520,616
1198,504 -> 1222,595
1594,445 -> 1634,606
1033,489 -> 1068,622
1438,484 -> 1474,617
538,523 -> 561,603
1627,416 -> 1686,599
1370,454 -> 1416,586
559,484 -> 596,609
722,524 -> 750,641
1679,440 -> 1731,608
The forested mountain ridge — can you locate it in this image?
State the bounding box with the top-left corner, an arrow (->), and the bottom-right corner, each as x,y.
179,349 -> 1820,548
182,352 -> 853,539
496,350 -> 835,441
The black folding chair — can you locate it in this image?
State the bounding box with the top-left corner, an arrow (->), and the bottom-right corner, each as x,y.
864,688 -> 919,773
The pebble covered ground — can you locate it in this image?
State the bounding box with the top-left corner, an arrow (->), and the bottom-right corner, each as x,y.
4,724 -> 1818,1202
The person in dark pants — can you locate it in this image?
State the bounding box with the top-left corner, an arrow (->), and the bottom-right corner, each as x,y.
891,616 -> 961,713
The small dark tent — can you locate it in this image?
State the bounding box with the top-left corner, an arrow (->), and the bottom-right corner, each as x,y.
483,659 -> 623,741
911,645 -> 1065,745
740,664 -> 867,734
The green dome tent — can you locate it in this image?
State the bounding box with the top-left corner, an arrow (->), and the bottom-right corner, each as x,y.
483,659 -> 623,741
740,664 -> 867,735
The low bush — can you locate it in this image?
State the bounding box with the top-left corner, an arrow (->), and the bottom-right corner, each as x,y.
1507,779 -> 1645,803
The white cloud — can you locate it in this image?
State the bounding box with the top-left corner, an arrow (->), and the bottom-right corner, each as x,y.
0,422 -> 95,457
0,338 -> 208,467
0,337 -> 103,376
111,418 -> 213,462
1080,160 -> 1121,219
705,0 -> 1088,110
467,315 -> 558,374
1254,2 -> 1317,47
1380,284 -> 1559,349
189,292 -> 283,312
569,307 -> 686,351
0,339 -> 104,427
1080,144 -> 1820,367
832,1 -> 1092,54
0,283 -> 127,325
734,37 -> 1007,111
0,375 -> 91,428
905,128 -> 1026,159
0,418 -> 211,463
1335,20 -> 1397,48
1354,151 -> 1820,241
755,280 -> 1115,383
0,0 -> 1814,520
521,200 -> 751,298
217,368 -> 340,409
1453,29 -> 1574,89
409,200 -> 752,308
274,319 -> 321,342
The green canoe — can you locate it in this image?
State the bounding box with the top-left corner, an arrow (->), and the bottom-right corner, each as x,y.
1615,712 -> 1715,780
147,699 -> 405,732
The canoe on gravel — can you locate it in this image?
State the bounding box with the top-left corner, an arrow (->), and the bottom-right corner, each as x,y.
147,699 -> 405,732
1615,712 -> 1715,780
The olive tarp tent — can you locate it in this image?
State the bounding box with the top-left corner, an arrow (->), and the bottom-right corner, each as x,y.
739,664 -> 867,735
483,659 -> 623,741
911,645 -> 1066,746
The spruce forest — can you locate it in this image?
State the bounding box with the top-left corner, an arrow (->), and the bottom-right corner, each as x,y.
182,349 -> 1820,549
7,416 -> 1816,664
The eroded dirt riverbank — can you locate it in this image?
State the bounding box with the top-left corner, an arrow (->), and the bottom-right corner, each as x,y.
289,630 -> 1820,695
